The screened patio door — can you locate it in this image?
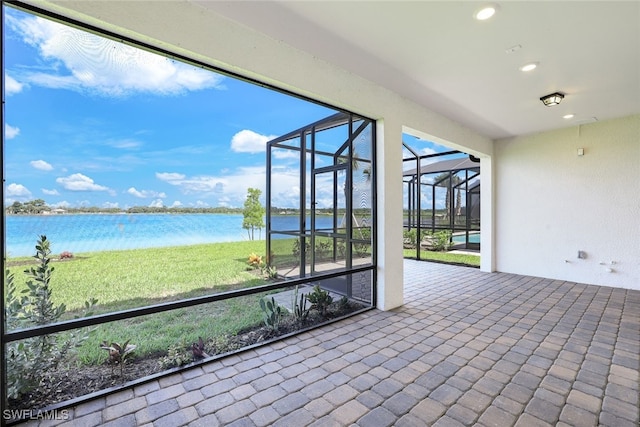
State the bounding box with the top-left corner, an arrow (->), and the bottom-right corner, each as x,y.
311,163 -> 349,275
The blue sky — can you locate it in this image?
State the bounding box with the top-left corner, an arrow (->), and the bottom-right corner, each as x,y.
3,6 -> 449,210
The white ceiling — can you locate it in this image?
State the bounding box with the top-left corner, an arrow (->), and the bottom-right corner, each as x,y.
196,1 -> 640,140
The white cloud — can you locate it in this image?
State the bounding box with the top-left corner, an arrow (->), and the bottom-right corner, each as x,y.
171,201 -> 182,207
155,164 -> 308,208
56,173 -> 110,192
42,188 -> 60,195
156,172 -> 186,182
5,183 -> 32,197
7,13 -> 225,97
127,187 -> 166,199
4,74 -> 23,95
52,200 -> 71,208
30,159 -> 53,171
107,138 -> 143,150
103,202 -> 119,209
5,124 -> 20,139
230,130 -> 276,154
272,148 -> 303,160
149,199 -> 164,208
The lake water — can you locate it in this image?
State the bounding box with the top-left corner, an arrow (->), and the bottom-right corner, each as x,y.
5,214 -> 334,257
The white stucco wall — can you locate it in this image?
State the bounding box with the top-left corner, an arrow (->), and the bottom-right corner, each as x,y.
495,115 -> 640,290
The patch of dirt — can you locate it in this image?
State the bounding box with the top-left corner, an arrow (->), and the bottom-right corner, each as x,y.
7,301 -> 365,415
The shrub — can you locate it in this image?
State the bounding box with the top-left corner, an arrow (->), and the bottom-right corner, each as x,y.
307,285 -> 333,317
261,264 -> 278,279
5,235 -> 97,400
247,253 -> 263,269
159,341 -> 192,369
430,230 -> 452,251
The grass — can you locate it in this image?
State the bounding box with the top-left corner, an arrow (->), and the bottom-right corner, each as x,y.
6,240 -> 267,313
403,248 -> 481,267
78,293 -> 267,365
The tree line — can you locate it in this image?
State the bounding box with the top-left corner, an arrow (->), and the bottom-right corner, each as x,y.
5,199 -> 364,216
4,200 -> 247,215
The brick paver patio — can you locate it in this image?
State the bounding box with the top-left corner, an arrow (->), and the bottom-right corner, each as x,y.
22,260 -> 640,426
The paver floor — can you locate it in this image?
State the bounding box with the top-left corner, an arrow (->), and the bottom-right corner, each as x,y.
22,260 -> 640,426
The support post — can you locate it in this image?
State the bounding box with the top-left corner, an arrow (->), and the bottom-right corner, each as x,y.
376,119 -> 404,310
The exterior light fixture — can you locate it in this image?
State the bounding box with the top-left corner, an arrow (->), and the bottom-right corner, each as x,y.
474,4 -> 498,20
540,92 -> 564,107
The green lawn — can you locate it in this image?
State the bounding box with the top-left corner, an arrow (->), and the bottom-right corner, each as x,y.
403,248 -> 481,267
7,240 -> 267,313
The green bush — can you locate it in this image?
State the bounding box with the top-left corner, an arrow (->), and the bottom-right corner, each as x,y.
307,285 -> 333,317
159,340 -> 192,369
5,235 -> 97,400
430,230 -> 453,251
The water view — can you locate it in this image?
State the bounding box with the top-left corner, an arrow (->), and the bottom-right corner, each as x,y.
6,214 -> 336,257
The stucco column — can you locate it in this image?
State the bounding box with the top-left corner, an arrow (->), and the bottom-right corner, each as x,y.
376,118 -> 404,310
480,156 -> 495,273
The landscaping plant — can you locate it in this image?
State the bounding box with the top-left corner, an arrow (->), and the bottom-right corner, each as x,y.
259,296 -> 282,332
100,339 -> 136,376
307,285 -> 333,317
191,336 -> 209,360
159,341 -> 192,369
4,235 -> 97,400
292,286 -> 309,324
247,253 -> 263,269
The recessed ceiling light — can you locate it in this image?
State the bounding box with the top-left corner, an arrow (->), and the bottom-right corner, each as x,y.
520,62 -> 538,72
563,114 -> 575,119
475,4 -> 498,20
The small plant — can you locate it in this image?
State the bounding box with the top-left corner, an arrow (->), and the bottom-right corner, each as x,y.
248,253 -> 263,269
292,286 -> 309,324
191,336 -> 209,360
159,341 -> 192,369
100,340 -> 136,376
338,295 -> 350,311
259,296 -> 282,332
59,251 -> 74,259
261,264 -> 278,279
307,285 -> 333,317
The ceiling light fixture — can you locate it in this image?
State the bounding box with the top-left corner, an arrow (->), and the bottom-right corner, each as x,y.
563,114 -> 575,119
540,92 -> 565,107
520,62 -> 538,72
475,4 -> 498,20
